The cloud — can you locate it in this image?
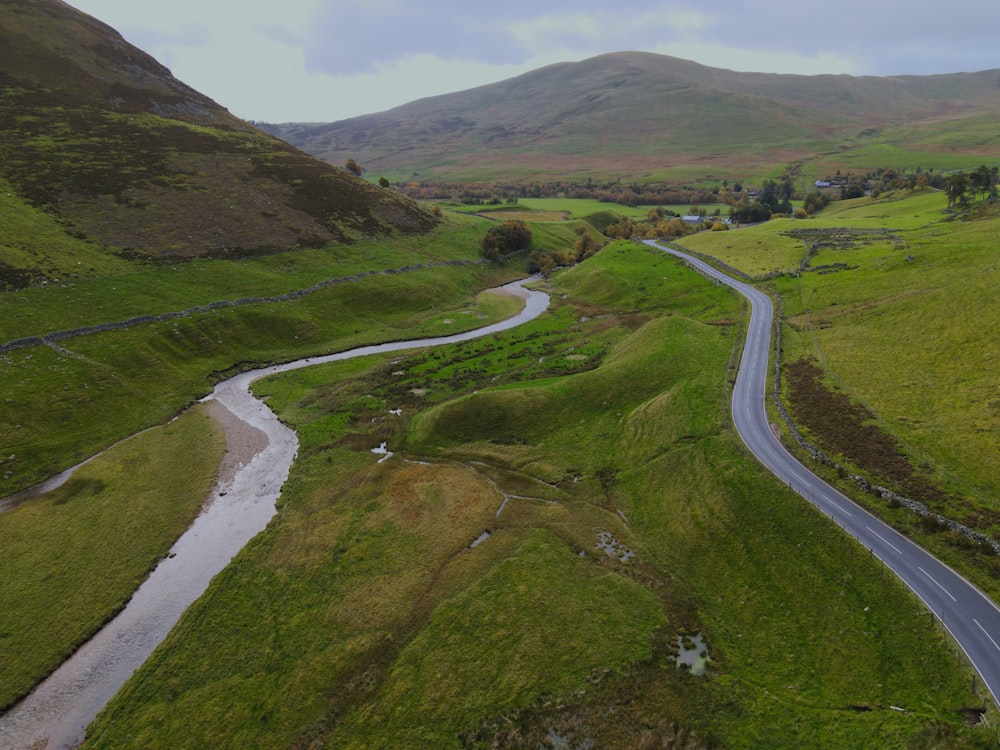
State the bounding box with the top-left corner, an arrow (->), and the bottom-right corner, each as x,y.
702,0 -> 1000,75
298,1 -> 1000,82
64,0 -> 1000,122
302,0 -> 710,74
506,8 -> 711,55
304,4 -> 522,74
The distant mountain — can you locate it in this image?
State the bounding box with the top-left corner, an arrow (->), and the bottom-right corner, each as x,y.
263,51 -> 1000,183
0,0 -> 435,260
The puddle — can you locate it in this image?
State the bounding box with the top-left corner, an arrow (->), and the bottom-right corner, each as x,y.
545,725 -> 593,749
470,531 -> 491,548
673,632 -> 711,676
495,495 -> 510,517
371,442 -> 393,463
595,531 -> 634,562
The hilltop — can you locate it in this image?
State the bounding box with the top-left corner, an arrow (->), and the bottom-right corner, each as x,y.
0,0 -> 435,277
263,51 -> 1000,183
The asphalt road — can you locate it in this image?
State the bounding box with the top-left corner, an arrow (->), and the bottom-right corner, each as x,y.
644,238 -> 1000,707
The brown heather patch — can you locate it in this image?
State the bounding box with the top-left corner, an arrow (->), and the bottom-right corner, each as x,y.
0,3 -> 437,259
785,357 -> 947,505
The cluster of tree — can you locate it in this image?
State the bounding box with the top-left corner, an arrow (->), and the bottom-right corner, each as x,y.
802,190 -> 831,214
864,167 -> 928,195
603,212 -> 728,242
943,165 -> 999,209
527,226 -> 607,275
344,158 -> 363,177
816,167 -> 964,199
727,176 -> 795,223
827,164 -> 997,208
480,219 -> 533,261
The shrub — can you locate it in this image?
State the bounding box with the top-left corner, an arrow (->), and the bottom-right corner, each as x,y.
480,219 -> 532,261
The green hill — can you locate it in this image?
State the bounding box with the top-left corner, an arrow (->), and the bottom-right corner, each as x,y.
3,5 -> 1000,748
0,0 -> 435,279
263,51 -> 1000,183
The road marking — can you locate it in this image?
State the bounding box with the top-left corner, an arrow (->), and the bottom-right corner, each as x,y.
920,566 -> 957,602
975,619 -> 1000,653
832,499 -> 853,518
865,526 -> 902,555
807,489 -> 853,518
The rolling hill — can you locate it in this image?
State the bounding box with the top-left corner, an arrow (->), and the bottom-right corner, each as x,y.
3,4 -> 1000,747
0,0 -> 436,274
263,51 -> 1000,183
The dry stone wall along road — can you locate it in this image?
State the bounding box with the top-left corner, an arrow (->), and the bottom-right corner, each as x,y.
644,238 -> 1000,709
0,278 -> 548,750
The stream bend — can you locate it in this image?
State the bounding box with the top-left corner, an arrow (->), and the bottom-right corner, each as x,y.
0,278 -> 548,750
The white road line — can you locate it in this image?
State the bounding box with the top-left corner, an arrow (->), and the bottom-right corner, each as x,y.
805,488 -> 853,519
831,498 -> 853,518
974,619 -> 1000,653
865,526 -> 902,555
920,566 -> 957,602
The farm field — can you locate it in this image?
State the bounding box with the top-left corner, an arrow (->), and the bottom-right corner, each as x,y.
514,198 -> 729,219
444,198 -> 731,222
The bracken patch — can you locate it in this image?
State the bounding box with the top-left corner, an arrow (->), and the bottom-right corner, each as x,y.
785,357 -> 947,505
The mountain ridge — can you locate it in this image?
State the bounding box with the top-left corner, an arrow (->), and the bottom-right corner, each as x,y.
263,51 -> 1000,182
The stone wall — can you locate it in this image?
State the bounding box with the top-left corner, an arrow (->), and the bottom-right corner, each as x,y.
0,259 -> 486,355
771,305 -> 1000,555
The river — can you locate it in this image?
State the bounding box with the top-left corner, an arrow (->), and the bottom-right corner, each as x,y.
0,278 -> 548,749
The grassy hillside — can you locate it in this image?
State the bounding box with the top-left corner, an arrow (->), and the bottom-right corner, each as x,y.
84,244 -> 990,749
677,189 -> 1000,600
0,220 -> 514,497
264,51 -> 1000,184
0,0 -> 435,271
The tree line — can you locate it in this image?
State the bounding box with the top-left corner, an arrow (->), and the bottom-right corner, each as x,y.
398,179 -> 725,208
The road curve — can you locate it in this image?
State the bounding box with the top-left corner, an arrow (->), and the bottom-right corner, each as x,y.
644,239 -> 1000,708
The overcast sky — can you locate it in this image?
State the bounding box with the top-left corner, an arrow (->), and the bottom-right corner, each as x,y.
68,1 -> 1000,124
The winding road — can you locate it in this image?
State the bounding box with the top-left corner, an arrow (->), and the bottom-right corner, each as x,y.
645,238 -> 1000,708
